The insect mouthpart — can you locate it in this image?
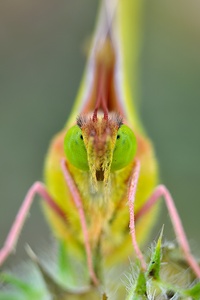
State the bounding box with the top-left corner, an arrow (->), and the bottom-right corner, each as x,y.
96,168 -> 104,181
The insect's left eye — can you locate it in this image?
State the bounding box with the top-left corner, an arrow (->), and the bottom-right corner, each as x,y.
64,125 -> 89,170
111,125 -> 137,171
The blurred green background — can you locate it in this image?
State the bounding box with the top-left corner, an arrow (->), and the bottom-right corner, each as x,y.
0,0 -> 200,267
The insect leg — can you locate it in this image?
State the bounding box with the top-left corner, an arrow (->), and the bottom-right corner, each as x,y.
0,182 -> 66,267
60,159 -> 99,286
128,159 -> 147,271
135,184 -> 200,278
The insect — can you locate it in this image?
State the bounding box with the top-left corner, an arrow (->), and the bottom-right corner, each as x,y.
0,0 -> 199,290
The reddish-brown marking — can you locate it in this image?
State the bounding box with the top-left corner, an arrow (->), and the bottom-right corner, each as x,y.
82,38 -> 124,118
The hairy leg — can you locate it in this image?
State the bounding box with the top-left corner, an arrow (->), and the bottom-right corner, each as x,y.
0,182 -> 66,266
60,159 -> 99,286
128,160 -> 200,278
128,159 -> 146,271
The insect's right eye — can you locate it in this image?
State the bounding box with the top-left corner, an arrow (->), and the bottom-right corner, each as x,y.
64,125 -> 89,171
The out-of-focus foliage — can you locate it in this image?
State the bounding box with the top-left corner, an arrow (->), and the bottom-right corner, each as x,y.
1,233 -> 199,299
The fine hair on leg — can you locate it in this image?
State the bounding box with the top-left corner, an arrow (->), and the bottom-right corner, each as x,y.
128,159 -> 147,271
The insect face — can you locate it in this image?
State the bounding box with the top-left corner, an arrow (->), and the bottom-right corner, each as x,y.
64,114 -> 137,184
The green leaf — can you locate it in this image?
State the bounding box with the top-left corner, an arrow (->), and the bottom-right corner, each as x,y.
0,273 -> 44,299
134,271 -> 146,297
184,282 -> 200,299
147,226 -> 163,280
57,240 -> 75,286
126,271 -> 147,300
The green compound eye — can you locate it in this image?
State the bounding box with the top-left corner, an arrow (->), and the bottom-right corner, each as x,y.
64,125 -> 89,171
111,125 -> 137,171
